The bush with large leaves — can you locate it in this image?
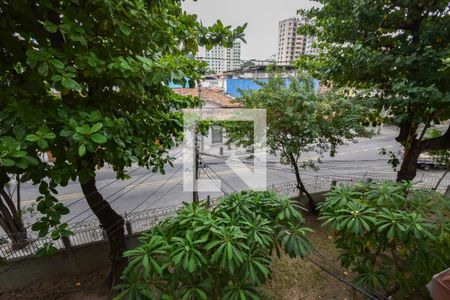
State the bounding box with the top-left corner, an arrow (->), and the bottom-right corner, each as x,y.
319,181 -> 450,298
116,191 -> 312,299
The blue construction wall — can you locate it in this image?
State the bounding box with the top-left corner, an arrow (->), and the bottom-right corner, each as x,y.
225,78 -> 319,97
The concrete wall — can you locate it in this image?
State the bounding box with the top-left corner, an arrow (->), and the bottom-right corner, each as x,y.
0,235 -> 140,291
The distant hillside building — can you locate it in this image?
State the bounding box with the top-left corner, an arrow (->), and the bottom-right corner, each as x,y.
276,17 -> 317,65
203,40 -> 241,74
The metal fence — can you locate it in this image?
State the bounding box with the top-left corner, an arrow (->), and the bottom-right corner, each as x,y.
1,172 -> 448,261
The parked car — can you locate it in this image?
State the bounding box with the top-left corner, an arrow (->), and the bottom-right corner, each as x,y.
400,151 -> 445,171
417,152 -> 445,171
417,153 -> 436,171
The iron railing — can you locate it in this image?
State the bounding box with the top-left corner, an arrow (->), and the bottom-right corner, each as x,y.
1,172 -> 448,260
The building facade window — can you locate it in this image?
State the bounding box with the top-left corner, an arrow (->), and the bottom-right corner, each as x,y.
211,126 -> 223,144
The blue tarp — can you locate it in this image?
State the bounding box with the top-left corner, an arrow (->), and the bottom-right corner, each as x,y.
225,78 -> 319,97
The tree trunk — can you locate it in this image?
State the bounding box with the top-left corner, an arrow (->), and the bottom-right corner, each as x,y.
396,123 -> 450,182
0,188 -> 28,250
80,177 -> 128,289
396,144 -> 421,182
289,153 -> 317,214
434,167 -> 449,191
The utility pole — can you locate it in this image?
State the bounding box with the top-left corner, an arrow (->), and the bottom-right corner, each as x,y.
193,123 -> 199,203
193,84 -> 202,203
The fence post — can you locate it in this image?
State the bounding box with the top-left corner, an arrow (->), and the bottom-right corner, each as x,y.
445,185 -> 450,198
101,227 -> 108,240
126,221 -> 133,236
61,235 -> 81,273
206,195 -> 211,208
61,236 -> 72,250
331,180 -> 337,187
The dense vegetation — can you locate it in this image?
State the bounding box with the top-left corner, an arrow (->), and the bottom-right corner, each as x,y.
300,0 -> 450,181
320,181 -> 450,298
225,73 -> 368,213
117,191 -> 312,299
0,0 -> 244,282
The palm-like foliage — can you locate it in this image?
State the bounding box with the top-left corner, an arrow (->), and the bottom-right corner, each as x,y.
319,181 -> 450,298
116,191 -> 312,299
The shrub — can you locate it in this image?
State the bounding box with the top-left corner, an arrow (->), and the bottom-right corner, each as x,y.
319,181 -> 450,298
116,191 -> 312,299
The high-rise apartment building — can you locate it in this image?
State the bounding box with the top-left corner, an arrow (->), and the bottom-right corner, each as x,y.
276,17 -> 317,65
203,40 -> 241,74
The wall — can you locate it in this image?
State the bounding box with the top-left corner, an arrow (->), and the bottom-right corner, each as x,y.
0,235 -> 140,291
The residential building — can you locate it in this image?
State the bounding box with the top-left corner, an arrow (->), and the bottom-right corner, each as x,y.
172,88 -> 244,156
276,17 -> 317,65
203,40 -> 241,74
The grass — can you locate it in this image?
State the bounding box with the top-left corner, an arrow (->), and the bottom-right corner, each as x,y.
259,214 -> 365,300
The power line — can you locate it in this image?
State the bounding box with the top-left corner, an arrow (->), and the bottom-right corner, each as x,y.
202,161 -> 237,193
2,153 -> 182,262
64,170 -> 157,225
128,163 -> 184,214
66,150 -> 183,225
202,164 -> 228,195
64,166 -> 141,209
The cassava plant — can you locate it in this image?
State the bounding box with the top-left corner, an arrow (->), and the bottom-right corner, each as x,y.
319,181 -> 450,298
116,191 -> 312,300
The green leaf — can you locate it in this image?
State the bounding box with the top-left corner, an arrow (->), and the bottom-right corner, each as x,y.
61,77 -> 80,90
43,21 -> 58,33
50,59 -> 65,71
1,158 -> 15,167
44,132 -> 56,139
91,133 -> 107,144
11,151 -> 27,158
78,144 -> 86,157
60,128 -> 74,137
91,123 -> 103,133
26,134 -> 41,142
37,62 -> 49,76
37,139 -> 48,149
119,24 -> 131,36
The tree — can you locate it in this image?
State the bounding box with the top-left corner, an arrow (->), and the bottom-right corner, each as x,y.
226,73 -> 368,213
0,0 -> 245,285
320,181 -> 450,297
299,0 -> 450,181
0,173 -> 27,249
117,191 -> 312,299
427,129 -> 450,190
0,136 -> 44,249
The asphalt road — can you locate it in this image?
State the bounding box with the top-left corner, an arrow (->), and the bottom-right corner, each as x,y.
15,126 -> 449,227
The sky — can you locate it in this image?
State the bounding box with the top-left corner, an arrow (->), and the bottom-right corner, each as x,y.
182,0 -> 315,60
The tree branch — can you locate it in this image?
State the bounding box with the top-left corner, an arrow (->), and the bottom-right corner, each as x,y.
420,125 -> 450,152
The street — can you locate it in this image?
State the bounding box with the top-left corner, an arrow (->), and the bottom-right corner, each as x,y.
16,126 -> 449,227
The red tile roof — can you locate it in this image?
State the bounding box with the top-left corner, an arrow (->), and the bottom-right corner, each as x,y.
173,88 -> 242,108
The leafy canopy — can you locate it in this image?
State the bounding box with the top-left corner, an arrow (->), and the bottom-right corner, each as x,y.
0,0 -> 246,240
299,0 -> 450,172
226,73 -> 369,168
117,191 -> 312,300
